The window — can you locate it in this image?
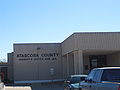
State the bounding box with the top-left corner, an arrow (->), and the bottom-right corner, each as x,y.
101,69 -> 120,82
87,69 -> 96,80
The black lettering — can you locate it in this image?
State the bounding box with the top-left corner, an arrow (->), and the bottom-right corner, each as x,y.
17,54 -> 20,57
34,58 -> 44,60
52,58 -> 57,60
45,58 -> 50,60
19,58 -> 31,61
21,54 -> 24,57
49,53 -> 53,57
17,54 -> 39,57
56,53 -> 59,56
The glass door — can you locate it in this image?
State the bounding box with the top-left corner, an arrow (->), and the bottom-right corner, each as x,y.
89,55 -> 106,70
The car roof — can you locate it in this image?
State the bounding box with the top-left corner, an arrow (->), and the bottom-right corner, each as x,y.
70,75 -> 87,77
93,67 -> 120,70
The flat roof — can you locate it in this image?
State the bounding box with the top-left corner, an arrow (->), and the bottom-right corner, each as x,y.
14,43 -> 61,45
94,67 -> 120,70
62,32 -> 120,43
74,32 -> 120,34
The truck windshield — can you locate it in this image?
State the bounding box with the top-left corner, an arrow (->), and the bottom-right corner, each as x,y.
101,69 -> 120,82
70,77 -> 81,83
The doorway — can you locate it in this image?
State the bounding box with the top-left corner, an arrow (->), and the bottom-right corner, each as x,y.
89,55 -> 107,70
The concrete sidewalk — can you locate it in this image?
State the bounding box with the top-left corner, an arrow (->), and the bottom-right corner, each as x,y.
5,82 -> 64,90
5,86 -> 32,90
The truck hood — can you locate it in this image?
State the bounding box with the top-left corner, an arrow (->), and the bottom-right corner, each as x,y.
71,83 -> 79,88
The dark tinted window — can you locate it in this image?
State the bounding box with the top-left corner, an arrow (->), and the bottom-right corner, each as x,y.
70,77 -> 81,83
66,76 -> 81,83
101,69 -> 120,82
81,77 -> 86,81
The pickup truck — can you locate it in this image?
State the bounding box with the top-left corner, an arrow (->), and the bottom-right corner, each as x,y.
64,75 -> 87,90
80,67 -> 120,90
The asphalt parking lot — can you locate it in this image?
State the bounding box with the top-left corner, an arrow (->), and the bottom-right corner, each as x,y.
31,82 -> 64,90
5,82 -> 64,90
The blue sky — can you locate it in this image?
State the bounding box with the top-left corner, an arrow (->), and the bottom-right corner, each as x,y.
0,0 -> 120,61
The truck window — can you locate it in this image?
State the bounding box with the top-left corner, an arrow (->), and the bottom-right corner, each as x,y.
101,69 -> 120,82
92,70 -> 101,82
87,69 -> 96,80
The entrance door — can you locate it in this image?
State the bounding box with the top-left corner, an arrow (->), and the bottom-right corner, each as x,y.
89,55 -> 106,70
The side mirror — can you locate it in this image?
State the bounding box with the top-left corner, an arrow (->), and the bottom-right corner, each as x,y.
88,79 -> 93,83
85,78 -> 93,83
66,80 -> 71,83
84,78 -> 88,82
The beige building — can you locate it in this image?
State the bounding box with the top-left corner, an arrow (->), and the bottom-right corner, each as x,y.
8,32 -> 120,83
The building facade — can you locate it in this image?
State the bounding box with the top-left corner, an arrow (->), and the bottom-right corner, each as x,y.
8,32 -> 120,83
0,63 -> 8,82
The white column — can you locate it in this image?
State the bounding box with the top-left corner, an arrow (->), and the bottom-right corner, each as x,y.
66,54 -> 69,76
78,50 -> 83,74
74,50 -> 83,74
62,55 -> 68,78
74,51 -> 78,74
